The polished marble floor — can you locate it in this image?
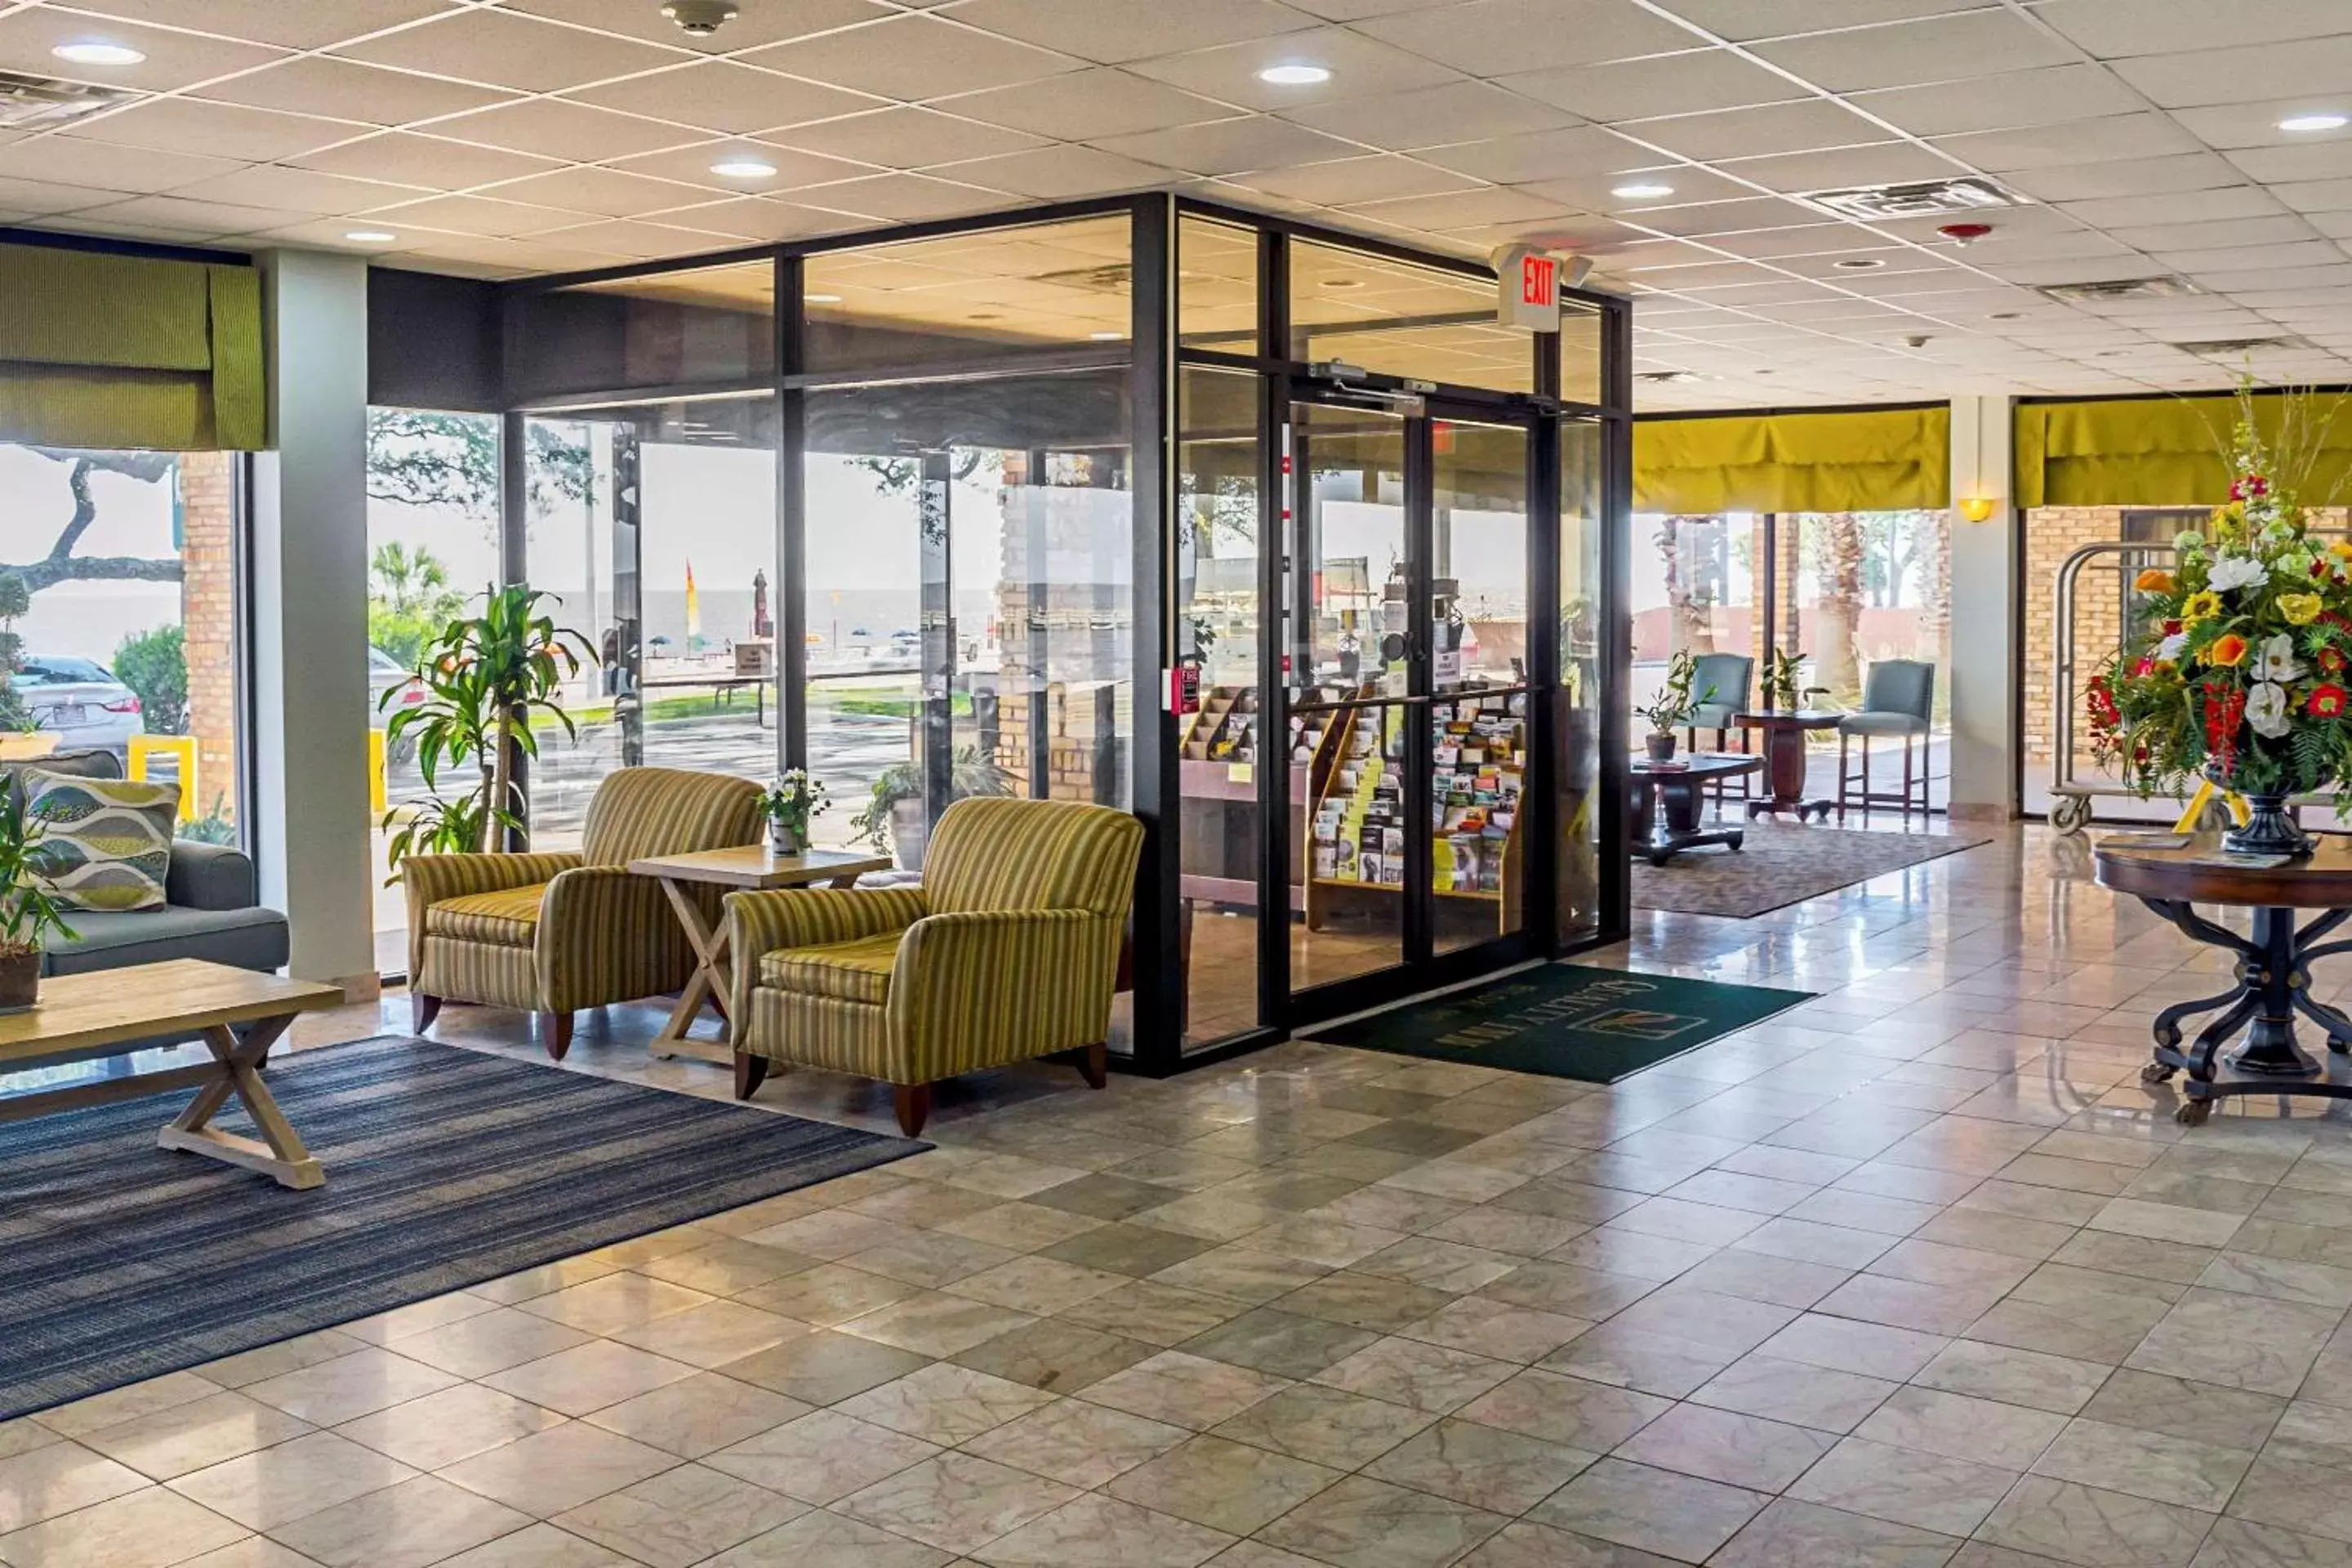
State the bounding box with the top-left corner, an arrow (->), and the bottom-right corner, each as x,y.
15,822 -> 2352,1566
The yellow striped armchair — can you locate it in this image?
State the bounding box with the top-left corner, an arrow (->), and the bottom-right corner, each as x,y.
405,767 -> 764,1059
725,796 -> 1143,1134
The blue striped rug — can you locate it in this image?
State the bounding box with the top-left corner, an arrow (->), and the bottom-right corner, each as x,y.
0,1036 -> 925,1420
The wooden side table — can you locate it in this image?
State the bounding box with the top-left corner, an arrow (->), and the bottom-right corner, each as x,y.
1630,755 -> 1761,865
2094,835 -> 2352,1125
1734,710 -> 1840,822
627,845 -> 893,1071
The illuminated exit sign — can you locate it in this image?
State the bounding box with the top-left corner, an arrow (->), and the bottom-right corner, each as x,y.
1496,245 -> 1560,331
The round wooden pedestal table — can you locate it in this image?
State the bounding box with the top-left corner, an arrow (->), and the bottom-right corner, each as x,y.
2093,834 -> 2352,1125
1733,709 -> 1839,822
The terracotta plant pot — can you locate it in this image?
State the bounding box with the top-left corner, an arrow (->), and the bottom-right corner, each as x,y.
0,947 -> 38,1013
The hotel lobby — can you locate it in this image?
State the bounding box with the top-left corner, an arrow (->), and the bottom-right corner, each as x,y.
5,1 -> 2352,1565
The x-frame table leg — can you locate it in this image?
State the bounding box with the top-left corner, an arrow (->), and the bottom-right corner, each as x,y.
651,875 -> 734,1063
156,1014 -> 323,1189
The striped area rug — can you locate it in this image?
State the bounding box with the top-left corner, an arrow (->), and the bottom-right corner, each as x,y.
0,1036 -> 924,1420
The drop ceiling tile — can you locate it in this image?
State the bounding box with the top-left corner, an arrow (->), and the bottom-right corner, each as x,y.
0,175 -> 123,215
1094,116 -> 1360,176
357,191 -> 598,237
73,194 -> 312,236
1356,0 -> 1706,78
2114,39 -> 2352,111
54,99 -> 366,163
1849,65 -> 2147,139
1986,255 -> 2197,287
332,8 -> 690,92
2059,187 -> 2290,228
0,10 -> 287,91
1231,154 -> 1479,205
1512,164 -> 1755,213
1750,11 -> 2075,92
1280,0 -> 1468,17
431,99 -> 702,162
1499,49 -> 1800,124
606,140 -> 879,192
495,0 -> 893,51
1717,141 -> 1957,194
2172,101 -> 2352,154
637,197 -> 867,240
2312,212 -> 2352,240
934,143 -> 1177,198
1280,79 -> 1579,151
1936,113 -> 2206,174
1128,28 -> 1460,111
2034,0 -> 2352,59
1342,185 -> 1578,228
169,165 -> 432,214
0,136 -> 243,197
253,219 -> 471,256
1618,99 -> 1886,163
2165,239 -> 2350,273
519,218 -> 746,257
2003,154 -> 2247,203
1684,216 -> 1883,254
946,0 -> 1320,65
290,132 -> 563,189
565,60 -> 884,133
60,0 -> 461,51
2108,215 -> 2321,251
474,164 -> 713,216
2229,144 -> 2352,185
738,16 -> 1081,101
194,57 -> 521,123
1628,258 -> 1788,288
936,69 -> 1234,142
770,108 -> 1048,170
1414,126 -> 1653,185
791,171 -> 1014,222
2274,180 -> 2352,214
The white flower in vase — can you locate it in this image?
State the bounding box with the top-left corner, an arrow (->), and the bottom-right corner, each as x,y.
2207,555 -> 2269,592
2257,632 -> 2305,684
2247,679 -> 2292,739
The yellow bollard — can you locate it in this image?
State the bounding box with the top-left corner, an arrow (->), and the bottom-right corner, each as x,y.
368,728 -> 387,814
127,734 -> 200,822
2172,777 -> 2251,835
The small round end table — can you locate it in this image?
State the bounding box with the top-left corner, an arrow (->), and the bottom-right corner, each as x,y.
1734,709 -> 1839,823
2093,834 -> 2352,1125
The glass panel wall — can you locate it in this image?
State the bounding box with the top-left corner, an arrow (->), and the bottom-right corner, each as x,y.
510,261 -> 776,403
527,394 -> 781,851
1178,215 -> 1258,354
1559,418 -> 1606,942
1789,508 -> 1951,807
1290,240 -> 1531,393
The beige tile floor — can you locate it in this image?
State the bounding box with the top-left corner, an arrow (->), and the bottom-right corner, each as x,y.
19,822 -> 2352,1566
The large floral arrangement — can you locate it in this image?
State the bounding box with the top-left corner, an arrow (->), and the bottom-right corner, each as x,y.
2091,390 -> 2352,805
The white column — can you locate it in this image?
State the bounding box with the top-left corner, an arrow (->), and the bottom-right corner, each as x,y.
250,249 -> 376,992
1947,394 -> 2016,819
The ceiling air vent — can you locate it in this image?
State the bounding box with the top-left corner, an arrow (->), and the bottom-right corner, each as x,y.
1795,177 -> 2019,220
0,69 -> 140,129
2172,336 -> 2310,357
2038,276 -> 2203,304
1637,371 -> 1707,385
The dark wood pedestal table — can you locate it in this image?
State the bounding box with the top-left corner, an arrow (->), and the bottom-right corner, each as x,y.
2094,834 -> 2352,1125
1735,710 -> 1840,823
1631,755 -> 1762,866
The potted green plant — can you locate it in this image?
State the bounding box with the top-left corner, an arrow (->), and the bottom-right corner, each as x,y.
0,783 -> 75,1012
1634,649 -> 1713,760
1759,648 -> 1802,710
758,769 -> 827,855
851,746 -> 1010,871
381,584 -> 591,873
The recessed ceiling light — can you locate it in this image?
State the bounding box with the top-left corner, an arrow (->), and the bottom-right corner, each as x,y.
1089,331 -> 1125,341
1610,181 -> 1675,200
2279,112 -> 2349,132
1833,257 -> 1887,270
805,292 -> 841,305
345,229 -> 398,243
1258,64 -> 1330,86
52,40 -> 145,65
1988,310 -> 2025,321
710,156 -> 777,178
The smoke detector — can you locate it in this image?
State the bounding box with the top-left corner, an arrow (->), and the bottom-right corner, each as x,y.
1796,176 -> 2020,221
2037,276 -> 2203,304
0,68 -> 139,128
660,0 -> 738,36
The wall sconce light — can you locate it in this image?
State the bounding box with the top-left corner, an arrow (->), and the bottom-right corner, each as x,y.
1958,494 -> 2001,523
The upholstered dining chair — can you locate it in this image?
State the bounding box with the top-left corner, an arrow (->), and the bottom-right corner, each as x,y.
403,766 -> 764,1059
724,796 -> 1143,1136
1682,651 -> 1754,800
1838,659 -> 1937,818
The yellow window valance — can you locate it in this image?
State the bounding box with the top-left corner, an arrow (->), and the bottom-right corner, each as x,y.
2016,393 -> 2352,509
0,243 -> 265,451
1633,406 -> 1949,514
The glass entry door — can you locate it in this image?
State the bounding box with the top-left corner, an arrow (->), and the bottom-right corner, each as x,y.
1282,395 -> 1535,1011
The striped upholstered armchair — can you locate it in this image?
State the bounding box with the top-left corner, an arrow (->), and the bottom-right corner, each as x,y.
726,797 -> 1143,1135
405,767 -> 763,1060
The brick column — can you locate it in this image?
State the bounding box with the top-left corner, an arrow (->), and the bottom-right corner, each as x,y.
180,451 -> 238,825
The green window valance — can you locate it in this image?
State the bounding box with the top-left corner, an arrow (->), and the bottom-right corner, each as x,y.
1634,406 -> 1949,514
2015,393 -> 2352,509
0,243 -> 265,451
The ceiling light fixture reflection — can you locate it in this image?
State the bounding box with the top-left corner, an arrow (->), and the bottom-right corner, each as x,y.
710,156 -> 777,178
52,40 -> 145,65
1833,257 -> 1886,270
2279,112 -> 2349,132
1258,64 -> 1331,85
805,292 -> 841,304
1610,181 -> 1674,200
345,230 -> 398,243
1089,331 -> 1125,341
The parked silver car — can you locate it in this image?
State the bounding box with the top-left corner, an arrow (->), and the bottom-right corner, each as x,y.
20,655 -> 145,759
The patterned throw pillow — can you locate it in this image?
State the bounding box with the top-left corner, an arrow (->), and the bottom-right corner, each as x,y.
22,770 -> 176,912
